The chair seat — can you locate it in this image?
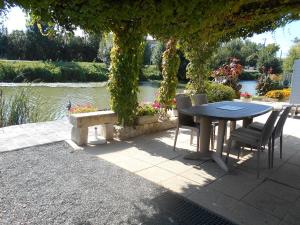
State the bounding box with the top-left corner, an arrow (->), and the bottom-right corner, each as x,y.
231,127 -> 262,146
248,122 -> 264,131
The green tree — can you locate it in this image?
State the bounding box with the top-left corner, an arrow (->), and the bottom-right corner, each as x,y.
283,42 -> 300,73
257,44 -> 282,74
151,41 -> 165,70
209,39 -> 261,69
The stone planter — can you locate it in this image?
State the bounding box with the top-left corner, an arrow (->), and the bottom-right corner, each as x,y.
136,115 -> 159,125
240,97 -> 252,102
168,109 -> 178,117
114,117 -> 178,140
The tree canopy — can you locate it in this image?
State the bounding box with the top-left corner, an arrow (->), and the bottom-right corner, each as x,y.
4,1 -> 300,41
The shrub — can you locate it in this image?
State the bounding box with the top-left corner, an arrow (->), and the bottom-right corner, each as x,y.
204,81 -> 236,102
256,76 -> 283,96
140,65 -> 162,80
0,60 -> 108,82
265,89 -> 291,100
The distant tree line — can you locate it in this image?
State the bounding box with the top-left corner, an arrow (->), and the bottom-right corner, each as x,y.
0,23 -> 100,62
0,22 -> 287,81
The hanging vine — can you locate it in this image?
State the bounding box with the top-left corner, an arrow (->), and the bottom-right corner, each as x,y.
158,38 -> 180,111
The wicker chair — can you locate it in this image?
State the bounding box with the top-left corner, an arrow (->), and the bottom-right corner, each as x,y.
226,110 -> 280,178
173,94 -> 200,151
248,106 -> 292,167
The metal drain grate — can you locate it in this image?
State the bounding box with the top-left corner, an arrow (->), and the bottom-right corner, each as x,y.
152,191 -> 237,225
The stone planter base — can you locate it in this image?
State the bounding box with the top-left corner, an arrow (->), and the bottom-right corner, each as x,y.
136,115 -> 159,125
167,109 -> 178,117
114,117 -> 177,140
240,97 -> 252,102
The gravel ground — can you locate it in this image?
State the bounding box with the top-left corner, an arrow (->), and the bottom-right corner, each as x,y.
0,141 -> 179,225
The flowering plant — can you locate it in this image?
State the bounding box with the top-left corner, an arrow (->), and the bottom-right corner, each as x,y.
211,58 -> 243,80
240,92 -> 252,99
171,98 -> 176,109
136,102 -> 159,116
69,103 -> 98,114
265,89 -> 291,100
212,58 -> 243,97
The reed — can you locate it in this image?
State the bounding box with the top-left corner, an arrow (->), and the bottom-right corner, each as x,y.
0,88 -> 47,127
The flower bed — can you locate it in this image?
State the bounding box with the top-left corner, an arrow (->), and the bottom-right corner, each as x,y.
265,89 -> 291,101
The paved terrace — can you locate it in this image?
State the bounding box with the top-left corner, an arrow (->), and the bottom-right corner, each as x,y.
0,103 -> 299,225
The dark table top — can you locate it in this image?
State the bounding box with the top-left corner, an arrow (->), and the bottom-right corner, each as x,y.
180,101 -> 273,120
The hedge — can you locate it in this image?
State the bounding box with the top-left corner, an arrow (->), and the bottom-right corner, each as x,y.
0,60 -> 109,82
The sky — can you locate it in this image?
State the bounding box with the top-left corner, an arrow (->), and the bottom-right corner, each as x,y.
3,7 -> 300,58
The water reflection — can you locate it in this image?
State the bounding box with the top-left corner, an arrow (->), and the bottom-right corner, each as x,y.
0,82 -> 170,120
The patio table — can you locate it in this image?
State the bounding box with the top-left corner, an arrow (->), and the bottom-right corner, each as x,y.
180,101 -> 273,172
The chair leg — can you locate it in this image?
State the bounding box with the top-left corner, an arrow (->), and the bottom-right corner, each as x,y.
210,125 -> 214,150
237,146 -> 243,159
196,128 -> 200,152
271,134 -> 275,168
280,133 -> 283,159
268,138 -> 271,169
257,145 -> 261,178
226,138 -> 232,163
190,130 -> 193,145
173,125 -> 179,151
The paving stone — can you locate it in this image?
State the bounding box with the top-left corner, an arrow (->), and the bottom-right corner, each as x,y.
208,169 -> 263,200
243,180 -> 300,219
270,163 -> 300,189
180,161 -> 226,185
136,166 -> 176,183
161,175 -> 201,197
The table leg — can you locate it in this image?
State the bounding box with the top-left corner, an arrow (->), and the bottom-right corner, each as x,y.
184,118 -> 229,172
212,120 -> 229,172
184,117 -> 212,160
230,120 -> 236,132
216,120 -> 227,157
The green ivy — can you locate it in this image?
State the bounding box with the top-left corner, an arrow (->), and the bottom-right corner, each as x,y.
158,38 -> 180,111
108,24 -> 144,126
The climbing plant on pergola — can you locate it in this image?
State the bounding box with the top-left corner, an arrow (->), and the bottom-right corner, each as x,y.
5,0 -> 300,125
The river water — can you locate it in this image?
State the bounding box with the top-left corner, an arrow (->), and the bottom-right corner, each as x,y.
0,80 -> 256,120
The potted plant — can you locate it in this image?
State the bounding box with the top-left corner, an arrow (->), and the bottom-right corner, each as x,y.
136,102 -> 159,125
240,92 -> 252,102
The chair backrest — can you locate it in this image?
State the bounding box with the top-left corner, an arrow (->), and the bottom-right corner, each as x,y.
175,94 -> 194,126
274,106 -> 292,138
260,110 -> 281,145
289,59 -> 300,105
193,94 -> 208,106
